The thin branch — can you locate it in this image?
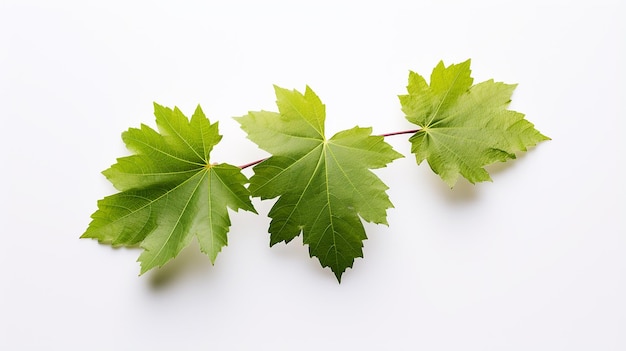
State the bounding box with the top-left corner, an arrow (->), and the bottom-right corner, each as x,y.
238,128 -> 421,169
377,129 -> 420,137
239,158 -> 267,170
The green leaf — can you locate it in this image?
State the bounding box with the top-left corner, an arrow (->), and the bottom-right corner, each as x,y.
81,103 -> 256,274
236,86 -> 402,281
399,59 -> 550,187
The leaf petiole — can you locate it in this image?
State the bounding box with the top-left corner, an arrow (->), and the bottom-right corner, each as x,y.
377,129 -> 421,137
239,158 -> 266,170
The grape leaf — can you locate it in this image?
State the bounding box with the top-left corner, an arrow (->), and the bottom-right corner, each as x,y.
399,59 -> 550,187
81,103 -> 256,274
236,86 -> 402,281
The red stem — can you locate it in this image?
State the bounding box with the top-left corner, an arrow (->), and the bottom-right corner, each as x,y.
377,129 -> 420,137
239,158 -> 266,170
239,128 -> 420,169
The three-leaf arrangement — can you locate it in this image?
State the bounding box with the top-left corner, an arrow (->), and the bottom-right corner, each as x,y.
82,60 -> 549,282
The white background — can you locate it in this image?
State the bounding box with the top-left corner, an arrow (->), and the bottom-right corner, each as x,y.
1,0 -> 624,350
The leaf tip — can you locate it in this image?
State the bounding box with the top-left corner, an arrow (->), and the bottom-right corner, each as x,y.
79,231 -> 92,240
272,84 -> 288,95
138,264 -> 149,276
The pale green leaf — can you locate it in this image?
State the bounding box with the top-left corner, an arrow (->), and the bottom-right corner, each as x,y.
399,60 -> 550,187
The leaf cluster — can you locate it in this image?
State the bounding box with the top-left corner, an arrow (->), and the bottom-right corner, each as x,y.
82,60 -> 549,282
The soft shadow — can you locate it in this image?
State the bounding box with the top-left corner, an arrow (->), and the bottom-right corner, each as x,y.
441,176 -> 479,202
484,150 -> 530,176
426,150 -> 536,203
269,236 -> 310,260
270,236 -> 339,282
417,166 -> 479,203
146,239 -> 214,290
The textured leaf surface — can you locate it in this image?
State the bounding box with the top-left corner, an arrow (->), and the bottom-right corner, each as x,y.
236,86 -> 402,281
399,60 -> 550,187
82,104 -> 256,273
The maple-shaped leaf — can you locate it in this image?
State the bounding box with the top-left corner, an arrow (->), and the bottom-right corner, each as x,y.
399,59 -> 550,187
236,86 -> 402,282
81,103 -> 256,274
